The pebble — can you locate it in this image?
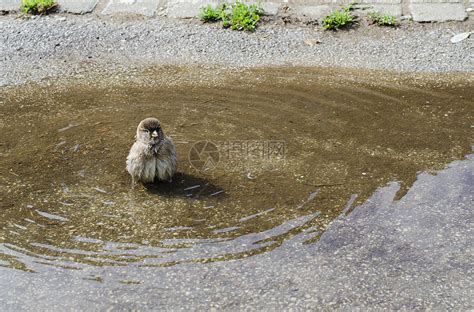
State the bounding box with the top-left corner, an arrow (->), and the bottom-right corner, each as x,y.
0,15 -> 472,87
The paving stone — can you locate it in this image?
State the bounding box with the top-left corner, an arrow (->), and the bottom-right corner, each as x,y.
0,0 -> 19,12
166,1 -> 279,19
410,3 -> 467,21
260,2 -> 280,15
357,4 -> 402,16
358,0 -> 402,3
290,5 -> 332,19
0,0 -> 97,13
102,0 -> 159,17
57,0 -> 99,14
1,0 -> 471,22
166,0 -> 214,18
411,0 -> 461,3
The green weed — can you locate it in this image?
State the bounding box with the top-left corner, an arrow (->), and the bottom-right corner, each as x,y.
199,5 -> 220,22
322,3 -> 356,30
218,4 -> 231,27
21,0 -> 57,14
229,1 -> 262,31
198,1 -> 264,31
367,11 -> 397,26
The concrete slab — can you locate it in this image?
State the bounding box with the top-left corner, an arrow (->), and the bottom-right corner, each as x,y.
166,0 -> 214,18
0,0 -> 19,12
357,4 -> 403,16
102,0 -> 159,17
166,0 -> 279,19
57,0 -> 99,14
0,0 -> 97,13
260,2 -> 280,15
290,5 -> 331,19
410,3 -> 467,21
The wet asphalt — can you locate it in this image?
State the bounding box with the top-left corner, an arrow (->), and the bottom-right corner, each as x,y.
1,153 -> 472,310
0,14 -> 473,310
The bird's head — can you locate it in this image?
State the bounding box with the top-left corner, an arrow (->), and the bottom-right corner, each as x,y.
136,117 -> 164,145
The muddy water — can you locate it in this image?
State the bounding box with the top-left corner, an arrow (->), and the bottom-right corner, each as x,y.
0,67 -> 472,272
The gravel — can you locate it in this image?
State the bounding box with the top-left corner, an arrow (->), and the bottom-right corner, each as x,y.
0,13 -> 473,311
0,14 -> 473,86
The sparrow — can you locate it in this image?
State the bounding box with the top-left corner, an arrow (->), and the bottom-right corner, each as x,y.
126,118 -> 177,185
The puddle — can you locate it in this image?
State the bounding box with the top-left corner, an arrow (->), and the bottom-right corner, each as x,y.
0,67 -> 472,273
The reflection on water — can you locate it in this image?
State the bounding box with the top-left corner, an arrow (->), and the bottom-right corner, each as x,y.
0,67 -> 472,272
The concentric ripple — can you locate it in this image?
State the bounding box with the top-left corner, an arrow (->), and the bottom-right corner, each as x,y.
0,67 -> 472,272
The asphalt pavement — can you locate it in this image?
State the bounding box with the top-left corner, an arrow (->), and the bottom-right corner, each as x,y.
1,154 -> 472,310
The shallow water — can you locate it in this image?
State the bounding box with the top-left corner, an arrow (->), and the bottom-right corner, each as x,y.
0,67 -> 472,272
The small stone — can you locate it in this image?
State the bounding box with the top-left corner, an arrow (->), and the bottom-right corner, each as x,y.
450,32 -> 472,44
304,39 -> 322,46
71,144 -> 81,152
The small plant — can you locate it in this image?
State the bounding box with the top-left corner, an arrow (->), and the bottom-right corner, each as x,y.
217,4 -> 231,27
199,5 -> 220,22
198,1 -> 264,31
322,3 -> 356,30
367,11 -> 396,26
21,0 -> 57,14
229,1 -> 263,31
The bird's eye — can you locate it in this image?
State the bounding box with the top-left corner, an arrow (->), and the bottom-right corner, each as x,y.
143,129 -> 149,133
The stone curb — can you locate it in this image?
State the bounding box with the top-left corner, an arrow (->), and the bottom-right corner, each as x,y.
1,0 -> 99,14
0,0 -> 471,22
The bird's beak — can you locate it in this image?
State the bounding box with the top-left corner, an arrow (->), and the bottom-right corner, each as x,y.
151,130 -> 159,138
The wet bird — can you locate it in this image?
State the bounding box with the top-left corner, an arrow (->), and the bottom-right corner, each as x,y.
126,118 -> 177,185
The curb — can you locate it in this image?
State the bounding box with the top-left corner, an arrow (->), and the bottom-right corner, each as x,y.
1,0 -> 471,22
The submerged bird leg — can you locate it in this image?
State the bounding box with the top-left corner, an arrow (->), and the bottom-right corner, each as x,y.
130,177 -> 137,189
